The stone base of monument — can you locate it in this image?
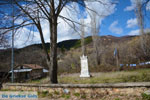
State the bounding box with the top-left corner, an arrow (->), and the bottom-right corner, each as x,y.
80,55 -> 90,78
80,74 -> 90,77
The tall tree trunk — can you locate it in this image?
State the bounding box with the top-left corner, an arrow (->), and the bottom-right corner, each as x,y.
92,36 -> 100,65
81,33 -> 86,56
49,16 -> 58,83
80,19 -> 86,56
95,45 -> 100,65
115,48 -> 120,70
91,12 -> 101,66
135,0 -> 147,55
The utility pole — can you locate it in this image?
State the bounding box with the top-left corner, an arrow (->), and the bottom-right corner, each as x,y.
11,0 -> 14,83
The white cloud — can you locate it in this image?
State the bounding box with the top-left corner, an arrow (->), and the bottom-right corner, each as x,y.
14,19 -> 50,48
124,5 -> 135,11
124,0 -> 144,11
146,1 -> 150,10
128,29 -> 150,35
126,18 -> 138,28
15,19 -> 24,25
14,0 -> 116,48
85,0 -> 116,16
124,0 -> 136,11
145,28 -> 150,33
57,0 -> 116,42
14,27 -> 41,48
109,21 -> 123,34
128,29 -> 140,35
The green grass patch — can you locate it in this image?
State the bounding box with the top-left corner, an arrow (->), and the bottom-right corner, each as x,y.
0,89 -> 18,91
73,93 -> 80,97
58,69 -> 150,84
61,94 -> 70,99
26,68 -> 150,84
54,91 -> 60,95
141,93 -> 150,100
28,77 -> 49,84
38,91 -> 48,98
115,98 -> 120,100
81,93 -> 86,99
38,91 -> 53,98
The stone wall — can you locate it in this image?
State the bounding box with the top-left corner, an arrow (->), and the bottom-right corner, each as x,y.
2,82 -> 150,99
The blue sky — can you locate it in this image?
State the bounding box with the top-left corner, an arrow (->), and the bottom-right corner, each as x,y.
13,0 -> 150,47
1,0 -> 150,48
100,0 -> 150,37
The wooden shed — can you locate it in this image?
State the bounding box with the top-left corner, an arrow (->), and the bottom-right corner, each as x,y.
9,64 -> 44,82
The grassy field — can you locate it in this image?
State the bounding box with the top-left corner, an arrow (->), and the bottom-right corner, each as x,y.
29,68 -> 150,84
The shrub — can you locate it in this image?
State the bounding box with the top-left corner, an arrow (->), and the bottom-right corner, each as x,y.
141,93 -> 150,100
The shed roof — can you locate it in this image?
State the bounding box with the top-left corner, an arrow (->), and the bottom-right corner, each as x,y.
9,69 -> 32,73
23,64 -> 43,69
16,64 -> 43,69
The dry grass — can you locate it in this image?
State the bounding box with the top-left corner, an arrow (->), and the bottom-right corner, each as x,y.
58,68 -> 150,84
28,68 -> 150,84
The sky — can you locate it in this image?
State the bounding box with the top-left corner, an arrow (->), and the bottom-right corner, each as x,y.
1,0 -> 150,48
101,0 -> 150,37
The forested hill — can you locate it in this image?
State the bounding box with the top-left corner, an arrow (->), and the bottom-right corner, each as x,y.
22,39 -> 79,50
0,35 -> 136,72
19,35 -> 135,50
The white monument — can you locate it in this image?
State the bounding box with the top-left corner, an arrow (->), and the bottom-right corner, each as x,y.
80,55 -> 90,77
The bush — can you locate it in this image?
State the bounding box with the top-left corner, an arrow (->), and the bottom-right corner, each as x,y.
141,93 -> 150,100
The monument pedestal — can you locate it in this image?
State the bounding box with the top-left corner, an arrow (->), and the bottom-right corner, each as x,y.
80,55 -> 90,77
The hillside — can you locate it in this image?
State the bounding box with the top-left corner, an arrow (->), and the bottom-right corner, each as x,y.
21,36 -> 93,50
0,35 -> 140,73
18,35 -> 135,51
22,39 -> 79,50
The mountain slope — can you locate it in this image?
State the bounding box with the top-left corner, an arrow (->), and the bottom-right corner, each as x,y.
0,35 -> 136,72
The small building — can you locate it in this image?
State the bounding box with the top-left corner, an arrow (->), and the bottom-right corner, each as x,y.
9,64 -> 45,82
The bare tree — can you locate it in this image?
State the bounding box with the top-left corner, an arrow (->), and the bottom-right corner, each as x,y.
80,18 -> 86,56
90,12 -> 101,65
135,0 -> 144,35
0,32 -> 9,48
12,0 -> 79,83
0,0 -> 116,83
135,0 -> 150,58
